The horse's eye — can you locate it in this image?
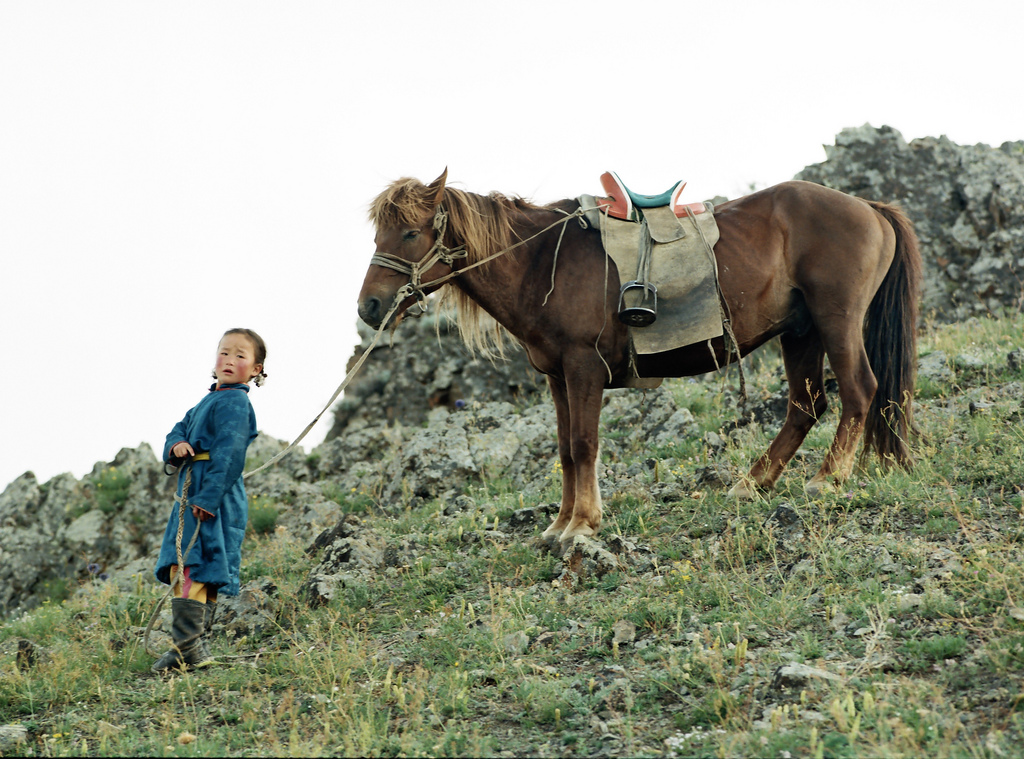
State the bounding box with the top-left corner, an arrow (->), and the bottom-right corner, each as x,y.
403,230 -> 420,241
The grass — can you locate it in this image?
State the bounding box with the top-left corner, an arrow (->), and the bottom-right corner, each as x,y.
247,497 -> 280,536
2,313 -> 1024,756
74,466 -> 132,518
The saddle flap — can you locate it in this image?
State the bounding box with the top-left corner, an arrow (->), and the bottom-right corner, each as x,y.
600,207 -> 724,355
642,205 -> 686,243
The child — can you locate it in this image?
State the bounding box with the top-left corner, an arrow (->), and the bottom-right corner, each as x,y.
152,328 -> 267,673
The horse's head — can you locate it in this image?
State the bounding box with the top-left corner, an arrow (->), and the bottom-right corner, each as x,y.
357,169 -> 460,329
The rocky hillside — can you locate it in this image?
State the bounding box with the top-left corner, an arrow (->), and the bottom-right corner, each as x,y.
3,312 -> 1022,756
2,125 -> 1023,620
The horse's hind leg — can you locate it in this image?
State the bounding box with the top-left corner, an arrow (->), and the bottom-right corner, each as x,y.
805,326 -> 878,495
730,331 -> 827,499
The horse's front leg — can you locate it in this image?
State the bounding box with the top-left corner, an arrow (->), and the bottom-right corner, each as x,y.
541,376 -> 577,543
556,369 -> 606,548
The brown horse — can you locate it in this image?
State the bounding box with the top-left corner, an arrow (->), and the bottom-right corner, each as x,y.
357,170 -> 922,548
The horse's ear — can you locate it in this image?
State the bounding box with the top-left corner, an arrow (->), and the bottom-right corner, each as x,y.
426,167 -> 448,208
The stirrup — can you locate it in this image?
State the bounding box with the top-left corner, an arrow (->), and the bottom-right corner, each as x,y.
618,281 -> 657,327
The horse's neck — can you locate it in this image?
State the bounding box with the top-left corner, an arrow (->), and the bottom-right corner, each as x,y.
452,208 -> 557,323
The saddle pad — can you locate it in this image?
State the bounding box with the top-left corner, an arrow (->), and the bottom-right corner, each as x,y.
601,204 -> 723,355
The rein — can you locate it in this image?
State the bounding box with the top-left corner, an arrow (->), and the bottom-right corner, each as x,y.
143,462 -> 202,656
141,203 -> 573,656
245,204 -> 586,484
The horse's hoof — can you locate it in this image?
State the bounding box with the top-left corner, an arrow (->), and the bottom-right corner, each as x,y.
558,521 -> 597,546
531,534 -> 560,555
546,538 -> 570,557
541,523 -> 566,542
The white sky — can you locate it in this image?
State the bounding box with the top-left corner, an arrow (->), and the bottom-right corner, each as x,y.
1,1 -> 1021,491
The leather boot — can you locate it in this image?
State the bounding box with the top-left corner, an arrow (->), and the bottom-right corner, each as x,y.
151,598 -> 212,673
202,601 -> 220,660
204,601 -> 218,638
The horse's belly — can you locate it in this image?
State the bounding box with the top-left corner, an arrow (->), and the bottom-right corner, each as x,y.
631,339 -> 736,378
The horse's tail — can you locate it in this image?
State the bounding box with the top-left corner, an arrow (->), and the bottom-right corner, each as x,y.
862,201 -> 923,469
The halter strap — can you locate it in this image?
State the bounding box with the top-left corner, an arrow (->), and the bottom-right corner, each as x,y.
368,206 -> 468,301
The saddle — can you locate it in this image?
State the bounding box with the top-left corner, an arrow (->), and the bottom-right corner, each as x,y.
596,171 -> 708,221
577,171 -> 723,358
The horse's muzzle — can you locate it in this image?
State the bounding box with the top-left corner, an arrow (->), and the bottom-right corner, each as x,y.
357,296 -> 386,329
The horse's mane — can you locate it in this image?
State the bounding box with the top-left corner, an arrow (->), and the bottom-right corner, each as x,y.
369,177 -> 544,357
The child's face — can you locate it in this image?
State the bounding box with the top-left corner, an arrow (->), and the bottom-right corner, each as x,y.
213,334 -> 262,386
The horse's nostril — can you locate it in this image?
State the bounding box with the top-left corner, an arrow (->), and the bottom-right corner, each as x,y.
358,296 -> 383,327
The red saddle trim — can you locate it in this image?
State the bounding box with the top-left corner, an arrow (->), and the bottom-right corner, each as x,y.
598,171 -> 632,220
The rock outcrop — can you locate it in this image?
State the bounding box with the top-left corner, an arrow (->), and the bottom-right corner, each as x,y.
797,124 -> 1024,321
0,445 -> 173,617
326,313 -> 546,440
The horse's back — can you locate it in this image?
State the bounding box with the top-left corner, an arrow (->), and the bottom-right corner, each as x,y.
716,180 -> 895,282
718,180 -> 884,225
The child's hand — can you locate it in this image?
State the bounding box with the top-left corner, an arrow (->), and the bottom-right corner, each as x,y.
192,505 -> 215,522
171,441 -> 195,459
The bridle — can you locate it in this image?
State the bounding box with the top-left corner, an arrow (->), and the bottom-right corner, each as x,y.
368,205 -> 467,310
367,202 -> 592,318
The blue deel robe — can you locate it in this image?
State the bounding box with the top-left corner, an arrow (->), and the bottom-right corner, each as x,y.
155,383 -> 258,596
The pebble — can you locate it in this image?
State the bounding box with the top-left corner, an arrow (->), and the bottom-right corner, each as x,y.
0,725 -> 28,749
